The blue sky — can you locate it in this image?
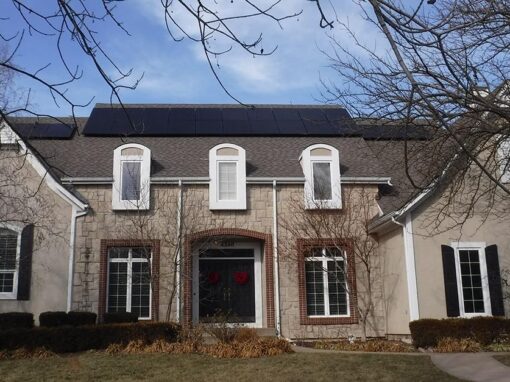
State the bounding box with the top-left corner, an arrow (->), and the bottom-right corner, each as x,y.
0,1 -> 385,117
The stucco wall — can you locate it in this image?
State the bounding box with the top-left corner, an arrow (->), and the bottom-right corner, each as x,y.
411,193 -> 510,320
0,152 -> 73,322
379,227 -> 411,335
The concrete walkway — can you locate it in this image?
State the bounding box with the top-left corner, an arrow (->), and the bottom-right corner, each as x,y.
431,353 -> 510,382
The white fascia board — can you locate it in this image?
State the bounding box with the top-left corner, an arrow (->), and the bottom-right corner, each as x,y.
63,175 -> 392,186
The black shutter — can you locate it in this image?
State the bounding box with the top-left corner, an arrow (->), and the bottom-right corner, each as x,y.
17,224 -> 34,300
485,245 -> 505,316
441,245 -> 460,317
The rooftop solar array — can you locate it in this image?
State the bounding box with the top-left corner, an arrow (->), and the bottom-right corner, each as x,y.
82,106 -> 357,136
12,123 -> 76,139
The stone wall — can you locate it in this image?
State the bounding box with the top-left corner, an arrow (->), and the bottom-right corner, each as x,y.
73,182 -> 387,339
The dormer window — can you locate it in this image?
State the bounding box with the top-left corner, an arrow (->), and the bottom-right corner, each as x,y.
112,144 -> 151,210
209,143 -> 246,210
301,144 -> 341,209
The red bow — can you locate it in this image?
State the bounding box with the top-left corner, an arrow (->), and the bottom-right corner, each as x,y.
234,271 -> 249,285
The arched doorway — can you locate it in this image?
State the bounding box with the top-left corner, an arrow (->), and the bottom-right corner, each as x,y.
183,228 -> 275,328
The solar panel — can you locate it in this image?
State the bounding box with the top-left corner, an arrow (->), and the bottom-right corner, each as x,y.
299,109 -> 337,135
196,108 -> 222,135
143,108 -> 170,135
13,123 -> 76,139
273,109 -> 306,135
246,108 -> 279,135
168,108 -> 195,135
82,105 -> 357,137
222,108 -> 252,135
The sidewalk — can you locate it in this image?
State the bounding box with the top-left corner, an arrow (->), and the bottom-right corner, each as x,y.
431,353 -> 510,382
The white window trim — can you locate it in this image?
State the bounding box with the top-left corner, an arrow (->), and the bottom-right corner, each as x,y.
112,143 -> 151,210
209,143 -> 246,210
0,223 -> 22,300
301,144 -> 342,209
106,248 -> 153,320
451,241 -> 492,318
305,248 -> 350,318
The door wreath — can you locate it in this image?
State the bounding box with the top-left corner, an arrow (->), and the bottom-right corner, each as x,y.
233,271 -> 249,285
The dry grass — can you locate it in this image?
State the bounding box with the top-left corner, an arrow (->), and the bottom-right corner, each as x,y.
105,337 -> 292,359
434,338 -> 482,353
0,347 -> 56,360
314,339 -> 415,353
0,352 -> 461,381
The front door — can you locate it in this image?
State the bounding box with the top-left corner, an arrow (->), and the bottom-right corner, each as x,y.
193,243 -> 262,327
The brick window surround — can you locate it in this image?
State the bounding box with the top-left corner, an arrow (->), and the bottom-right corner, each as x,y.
183,228 -> 275,328
297,238 -> 358,325
99,239 -> 160,322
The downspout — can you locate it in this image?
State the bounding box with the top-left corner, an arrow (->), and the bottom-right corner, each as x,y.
176,179 -> 183,322
67,206 -> 88,312
272,180 -> 282,337
392,213 -> 420,322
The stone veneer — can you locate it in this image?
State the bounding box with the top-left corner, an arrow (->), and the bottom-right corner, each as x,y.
72,183 -> 386,339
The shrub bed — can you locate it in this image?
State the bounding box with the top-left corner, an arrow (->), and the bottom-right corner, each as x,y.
103,312 -> 138,324
0,313 -> 34,330
68,311 -> 97,326
0,322 -> 179,353
39,312 -> 69,327
409,317 -> 510,348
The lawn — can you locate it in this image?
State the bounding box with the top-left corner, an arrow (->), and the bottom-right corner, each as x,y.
493,354 -> 510,367
0,352 -> 462,382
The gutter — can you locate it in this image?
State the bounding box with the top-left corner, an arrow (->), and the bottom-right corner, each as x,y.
176,179 -> 183,322
67,206 -> 88,312
61,176 -> 392,186
272,180 -> 282,337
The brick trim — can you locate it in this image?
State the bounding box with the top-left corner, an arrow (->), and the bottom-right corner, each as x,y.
183,228 -> 274,328
297,238 -> 358,325
99,239 -> 160,322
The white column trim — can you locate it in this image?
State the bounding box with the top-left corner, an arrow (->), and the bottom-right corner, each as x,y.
272,180 -> 281,336
403,213 -> 420,321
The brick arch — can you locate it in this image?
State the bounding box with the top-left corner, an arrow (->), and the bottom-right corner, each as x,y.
183,228 -> 274,328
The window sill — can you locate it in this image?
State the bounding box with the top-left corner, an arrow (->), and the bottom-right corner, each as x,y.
300,315 -> 358,326
0,293 -> 17,300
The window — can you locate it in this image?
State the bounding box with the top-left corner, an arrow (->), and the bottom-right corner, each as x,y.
209,143 -> 246,210
112,144 -> 151,210
305,247 -> 349,317
452,242 -> 491,317
0,227 -> 20,299
301,144 -> 341,209
107,247 -> 152,319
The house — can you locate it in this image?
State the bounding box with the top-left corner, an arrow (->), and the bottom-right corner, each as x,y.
0,104 -> 508,339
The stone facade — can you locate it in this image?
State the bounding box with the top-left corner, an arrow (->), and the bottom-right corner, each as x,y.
72,182 -> 387,339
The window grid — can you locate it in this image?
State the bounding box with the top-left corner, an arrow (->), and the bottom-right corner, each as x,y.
218,161 -> 237,201
312,161 -> 333,201
121,160 -> 142,201
305,247 -> 349,317
0,228 -> 19,295
107,247 -> 152,319
459,249 -> 485,314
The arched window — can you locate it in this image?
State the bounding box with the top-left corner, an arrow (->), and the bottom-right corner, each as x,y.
112,143 -> 151,210
300,144 -> 342,209
209,143 -> 246,210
